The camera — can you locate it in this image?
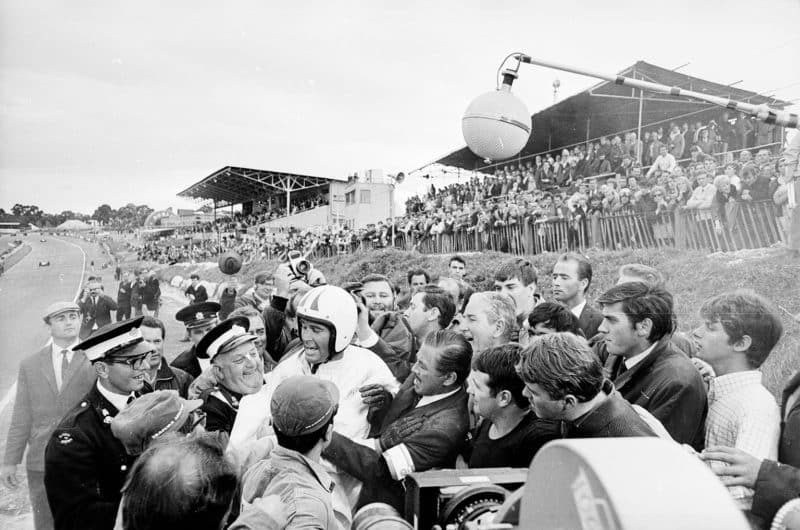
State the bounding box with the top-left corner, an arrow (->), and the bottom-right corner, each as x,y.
286,250 -> 312,281
403,468 -> 527,530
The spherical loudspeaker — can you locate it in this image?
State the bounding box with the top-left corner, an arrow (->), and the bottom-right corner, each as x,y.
462,89 -> 531,162
218,252 -> 243,275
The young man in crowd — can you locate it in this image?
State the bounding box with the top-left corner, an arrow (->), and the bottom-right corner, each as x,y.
185,273 -> 209,303
235,272 -> 272,312
597,282 -> 707,447
196,317 -> 264,434
692,291 -> 783,512
322,330 -> 472,514
465,343 -> 560,468
116,271 -> 133,322
171,301 -> 221,378
44,317 -> 153,530
406,268 -> 430,294
360,274 -> 414,373
2,302 -> 96,530
448,255 -> 467,280
139,316 -> 194,398
493,258 -> 540,327
551,252 -> 603,338
520,302 -> 583,347
516,333 -> 656,438
229,306 -> 273,371
459,291 -> 517,355
236,376 -> 337,529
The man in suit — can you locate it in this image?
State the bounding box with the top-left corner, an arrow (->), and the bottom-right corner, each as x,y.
551,252 -> 603,339
78,278 -> 118,339
44,316 -> 153,530
322,330 -> 472,513
142,270 -> 161,317
1,302 -> 96,530
116,271 -> 133,322
598,282 -> 707,447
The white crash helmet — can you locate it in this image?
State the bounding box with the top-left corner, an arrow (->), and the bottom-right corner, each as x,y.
296,285 -> 357,353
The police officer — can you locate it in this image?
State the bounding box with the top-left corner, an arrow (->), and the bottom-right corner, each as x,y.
171,301 -> 221,378
196,317 -> 264,434
44,317 -> 153,530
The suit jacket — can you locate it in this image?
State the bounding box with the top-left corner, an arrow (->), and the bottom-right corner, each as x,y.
565,380 -> 656,438
116,281 -> 132,307
44,385 -> 135,530
4,346 -> 96,471
605,338 -> 708,447
779,370 -> 800,467
78,294 -> 118,339
577,304 -> 603,339
323,377 -> 469,512
370,312 -> 415,383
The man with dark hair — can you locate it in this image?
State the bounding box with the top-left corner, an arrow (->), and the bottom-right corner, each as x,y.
466,344 -> 560,468
172,301 -> 221,378
323,330 -> 472,513
552,253 -> 603,338
493,257 -> 540,326
235,272 -> 272,312
692,290 -> 782,511
185,273 -> 209,303
121,433 -> 255,530
235,376 -> 337,529
516,333 -> 656,438
142,271 -> 161,318
597,282 -> 707,446
78,277 -> 118,339
448,255 -> 466,280
139,316 -> 194,398
116,271 -> 133,322
521,302 -> 582,347
229,306 -> 274,371
44,317 -> 153,530
2,302 -> 95,530
403,285 -> 456,343
406,268 -> 430,293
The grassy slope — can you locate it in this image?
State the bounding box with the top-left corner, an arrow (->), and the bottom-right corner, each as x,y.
159,247 -> 800,397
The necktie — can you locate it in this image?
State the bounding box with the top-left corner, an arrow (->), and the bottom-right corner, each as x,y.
60,350 -> 70,390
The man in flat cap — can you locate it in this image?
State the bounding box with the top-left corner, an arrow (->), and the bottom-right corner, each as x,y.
44,317 -> 155,530
234,375 -> 337,529
196,317 -> 265,434
171,301 -> 221,378
1,302 -> 96,530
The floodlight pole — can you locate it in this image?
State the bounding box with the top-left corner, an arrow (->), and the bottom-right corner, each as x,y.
511,54 -> 799,129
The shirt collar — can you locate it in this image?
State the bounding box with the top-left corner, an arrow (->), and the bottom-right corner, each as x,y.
570,300 -> 586,319
416,387 -> 459,409
52,340 -> 79,358
271,446 -> 334,492
708,370 -> 763,402
624,342 -> 658,370
96,380 -> 134,412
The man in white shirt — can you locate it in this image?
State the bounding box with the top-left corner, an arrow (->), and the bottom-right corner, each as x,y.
551,253 -> 603,338
2,302 -> 96,530
646,145 -> 677,178
695,290 -> 783,510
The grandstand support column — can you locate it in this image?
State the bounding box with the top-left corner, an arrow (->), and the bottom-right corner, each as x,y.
636,86 -> 644,164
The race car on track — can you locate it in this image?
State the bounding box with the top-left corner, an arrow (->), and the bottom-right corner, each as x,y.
40,238 -> 47,242
38,260 -> 51,267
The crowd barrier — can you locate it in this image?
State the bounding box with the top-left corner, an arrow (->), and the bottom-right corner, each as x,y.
304,200 -> 785,258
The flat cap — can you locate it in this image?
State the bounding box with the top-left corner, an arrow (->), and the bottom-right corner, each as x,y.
43,301 -> 81,323
271,376 -> 339,437
195,316 -> 255,360
175,301 -> 221,329
74,316 -> 145,361
111,390 -> 203,455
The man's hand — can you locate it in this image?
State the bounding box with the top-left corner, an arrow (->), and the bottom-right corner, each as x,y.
0,464 -> 19,490
379,415 -> 426,451
359,384 -> 391,412
354,295 -> 372,341
188,367 -> 218,400
700,446 -> 762,488
273,264 -> 294,298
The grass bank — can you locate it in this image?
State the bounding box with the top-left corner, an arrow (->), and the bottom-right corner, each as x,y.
156,247 -> 800,397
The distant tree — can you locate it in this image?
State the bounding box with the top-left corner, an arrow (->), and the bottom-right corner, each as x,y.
92,204 -> 113,225
11,204 -> 43,224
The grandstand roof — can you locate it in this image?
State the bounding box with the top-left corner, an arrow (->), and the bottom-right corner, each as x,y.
177,166 -> 338,207
432,61 -> 791,171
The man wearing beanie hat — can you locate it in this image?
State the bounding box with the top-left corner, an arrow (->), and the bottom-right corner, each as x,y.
2,302 -> 95,530
233,375 -> 337,530
44,317 -> 154,530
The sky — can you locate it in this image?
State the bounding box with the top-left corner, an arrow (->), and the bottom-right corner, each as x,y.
1,0 -> 798,215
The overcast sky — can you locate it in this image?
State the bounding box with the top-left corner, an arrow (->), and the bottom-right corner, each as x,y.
1,0 -> 798,215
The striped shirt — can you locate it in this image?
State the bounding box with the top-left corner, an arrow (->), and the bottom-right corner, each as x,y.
704,370 -> 780,509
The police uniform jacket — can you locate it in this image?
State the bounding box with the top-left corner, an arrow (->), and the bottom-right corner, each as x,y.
171,344 -> 202,378
44,384 -> 135,530
323,376 -> 469,512
201,385 -> 241,434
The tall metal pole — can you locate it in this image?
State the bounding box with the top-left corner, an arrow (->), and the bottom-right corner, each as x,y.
637,86 -> 644,164
390,183 -> 396,248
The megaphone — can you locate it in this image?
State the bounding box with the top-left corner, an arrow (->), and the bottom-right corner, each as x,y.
218,251 -> 243,275
395,172 -> 405,184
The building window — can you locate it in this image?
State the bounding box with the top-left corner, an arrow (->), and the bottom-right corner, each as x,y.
360,190 -> 371,204
345,191 -> 356,206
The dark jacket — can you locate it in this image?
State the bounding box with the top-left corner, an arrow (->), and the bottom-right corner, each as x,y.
142,362 -> 194,399
143,277 -> 161,308
201,386 -> 241,434
116,281 -> 132,307
369,312 -> 415,383
4,347 -> 96,472
171,345 -> 202,379
750,371 -> 800,522
565,380 -> 657,438
323,377 -> 470,512
605,338 -> 708,447
78,294 -> 118,339
263,296 -> 292,363
577,303 -> 603,340
44,385 -> 135,530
